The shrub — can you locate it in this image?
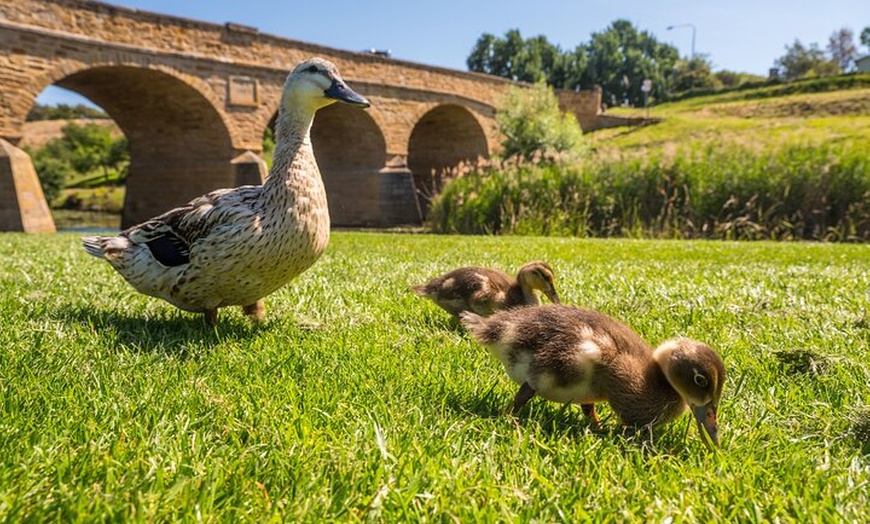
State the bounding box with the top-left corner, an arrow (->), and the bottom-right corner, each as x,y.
496,82 -> 588,164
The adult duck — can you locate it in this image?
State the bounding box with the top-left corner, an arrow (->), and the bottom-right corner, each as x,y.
461,304 -> 726,447
83,58 -> 370,325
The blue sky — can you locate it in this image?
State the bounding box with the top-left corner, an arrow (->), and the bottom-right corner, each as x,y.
39,0 -> 870,106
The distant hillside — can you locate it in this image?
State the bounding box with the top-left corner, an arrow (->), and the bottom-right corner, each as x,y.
590,75 -> 870,157
20,119 -> 121,150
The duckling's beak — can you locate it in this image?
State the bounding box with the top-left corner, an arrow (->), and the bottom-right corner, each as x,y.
324,79 -> 370,108
693,403 -> 719,448
547,289 -> 560,304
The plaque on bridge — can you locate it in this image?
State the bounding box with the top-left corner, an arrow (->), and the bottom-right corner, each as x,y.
228,76 -> 259,107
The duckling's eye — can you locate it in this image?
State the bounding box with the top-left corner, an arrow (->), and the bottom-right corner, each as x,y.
693,371 -> 709,388
307,65 -> 319,73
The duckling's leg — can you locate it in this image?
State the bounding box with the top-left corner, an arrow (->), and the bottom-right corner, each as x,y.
510,382 -> 536,415
204,308 -> 218,326
242,300 -> 266,323
581,403 -> 603,431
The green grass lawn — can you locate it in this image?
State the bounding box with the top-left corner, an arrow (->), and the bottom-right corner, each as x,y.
1,232 -> 868,521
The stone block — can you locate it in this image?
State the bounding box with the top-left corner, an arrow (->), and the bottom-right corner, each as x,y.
378,167 -> 421,226
231,150 -> 267,185
0,138 -> 56,233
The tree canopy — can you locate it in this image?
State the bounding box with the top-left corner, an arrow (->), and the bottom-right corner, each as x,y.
29,123 -> 128,202
467,20 -> 710,106
26,103 -> 108,122
775,40 -> 840,79
827,28 -> 858,71
467,21 -> 865,105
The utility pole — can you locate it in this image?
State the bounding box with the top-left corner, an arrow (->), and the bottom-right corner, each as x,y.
667,23 -> 696,60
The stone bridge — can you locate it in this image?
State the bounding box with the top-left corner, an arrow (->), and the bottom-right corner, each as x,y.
0,0 -> 602,232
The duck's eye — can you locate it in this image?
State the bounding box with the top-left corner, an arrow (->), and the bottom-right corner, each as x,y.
307,65 -> 319,73
693,371 -> 708,388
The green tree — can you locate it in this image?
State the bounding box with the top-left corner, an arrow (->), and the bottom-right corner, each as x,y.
671,55 -> 721,93
30,123 -> 128,202
554,44 -> 590,91
496,82 -> 587,164
467,29 -> 561,83
827,27 -> 857,71
582,20 -> 680,106
30,154 -> 70,203
861,27 -> 870,51
26,103 -> 108,121
466,21 -> 680,105
774,40 -> 840,79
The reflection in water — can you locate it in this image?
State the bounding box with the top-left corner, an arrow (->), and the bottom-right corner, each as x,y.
53,210 -> 121,232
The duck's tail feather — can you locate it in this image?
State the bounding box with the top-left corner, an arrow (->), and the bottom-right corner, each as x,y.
82,235 -> 129,259
82,236 -> 107,259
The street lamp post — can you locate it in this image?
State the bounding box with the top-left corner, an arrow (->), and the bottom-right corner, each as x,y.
667,23 -> 696,60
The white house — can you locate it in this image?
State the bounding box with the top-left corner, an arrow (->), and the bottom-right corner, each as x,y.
856,55 -> 870,73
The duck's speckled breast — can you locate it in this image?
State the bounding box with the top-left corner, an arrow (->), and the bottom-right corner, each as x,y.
222,168 -> 330,305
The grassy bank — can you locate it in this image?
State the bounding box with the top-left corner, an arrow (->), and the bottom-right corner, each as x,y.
594,83 -> 870,154
430,80 -> 870,240
0,232 -> 868,521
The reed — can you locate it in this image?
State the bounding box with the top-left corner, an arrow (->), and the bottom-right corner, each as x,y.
427,143 -> 870,241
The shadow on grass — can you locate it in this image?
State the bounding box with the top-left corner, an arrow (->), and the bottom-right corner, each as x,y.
395,307 -> 464,333
52,304 -> 266,358
442,383 -> 504,419
443,386 -> 711,456
442,385 -> 608,440
850,407 -> 870,454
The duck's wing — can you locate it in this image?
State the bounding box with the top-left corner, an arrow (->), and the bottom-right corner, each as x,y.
124,186 -> 260,267
464,268 -> 513,312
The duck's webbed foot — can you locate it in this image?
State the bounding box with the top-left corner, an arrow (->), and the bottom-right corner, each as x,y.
508,382 -> 536,415
581,403 -> 602,431
204,308 -> 218,326
243,300 -> 266,323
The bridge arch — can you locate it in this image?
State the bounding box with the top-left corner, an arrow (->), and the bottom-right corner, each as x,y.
408,104 -> 489,215
311,103 -> 388,226
25,63 -> 237,228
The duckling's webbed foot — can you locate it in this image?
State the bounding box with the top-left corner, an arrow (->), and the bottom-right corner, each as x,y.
243,300 -> 266,323
510,382 -> 536,415
581,403 -> 603,431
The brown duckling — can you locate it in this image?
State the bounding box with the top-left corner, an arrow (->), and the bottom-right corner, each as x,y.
461,304 -> 726,447
412,261 -> 559,318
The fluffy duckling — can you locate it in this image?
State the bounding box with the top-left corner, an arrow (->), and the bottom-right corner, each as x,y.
412,261 -> 560,318
82,58 -> 370,325
461,305 -> 726,447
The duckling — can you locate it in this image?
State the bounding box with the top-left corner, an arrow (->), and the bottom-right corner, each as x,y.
411,261 -> 560,318
82,58 -> 370,325
461,304 -> 726,447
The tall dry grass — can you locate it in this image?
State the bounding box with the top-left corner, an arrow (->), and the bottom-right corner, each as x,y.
427,143 -> 870,241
